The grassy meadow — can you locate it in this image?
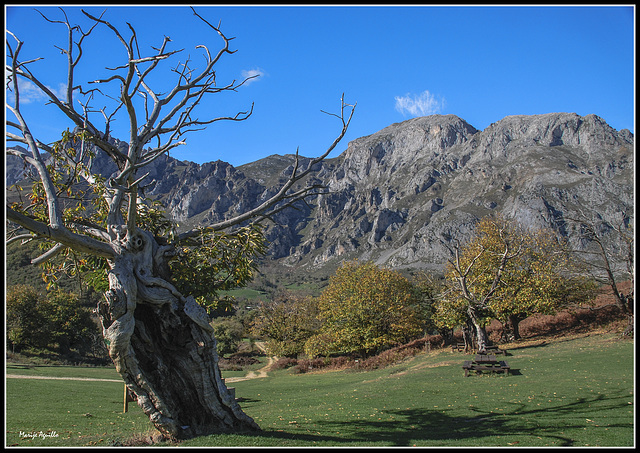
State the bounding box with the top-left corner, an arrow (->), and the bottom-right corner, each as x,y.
5,332 -> 634,447
5,367 -> 154,446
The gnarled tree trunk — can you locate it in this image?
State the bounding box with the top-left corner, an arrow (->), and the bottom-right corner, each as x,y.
462,321 -> 475,352
467,306 -> 489,353
502,313 -> 526,342
96,229 -> 259,440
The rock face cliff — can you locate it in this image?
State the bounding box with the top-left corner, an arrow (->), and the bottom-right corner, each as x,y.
7,112 -> 634,275
269,113 -> 634,273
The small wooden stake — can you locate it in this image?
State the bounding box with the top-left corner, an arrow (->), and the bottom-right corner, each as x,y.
124,383 -> 128,413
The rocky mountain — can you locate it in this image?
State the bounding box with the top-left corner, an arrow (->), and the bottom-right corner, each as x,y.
6,112 -> 634,278
281,113 -> 634,274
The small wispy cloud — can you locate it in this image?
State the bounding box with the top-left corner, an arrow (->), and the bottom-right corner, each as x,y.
6,78 -> 67,104
394,90 -> 445,117
241,68 -> 265,86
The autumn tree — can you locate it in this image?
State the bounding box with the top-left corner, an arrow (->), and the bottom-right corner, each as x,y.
250,291 -> 321,357
212,317 -> 245,358
307,261 -> 425,357
5,7 -> 354,439
438,215 -> 595,350
485,226 -> 597,341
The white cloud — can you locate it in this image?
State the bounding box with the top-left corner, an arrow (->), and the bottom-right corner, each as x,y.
240,68 -> 265,85
394,90 -> 445,117
6,78 -> 67,104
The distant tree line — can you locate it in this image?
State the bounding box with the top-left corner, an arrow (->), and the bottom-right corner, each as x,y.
6,213 -> 632,362
250,214 -> 632,358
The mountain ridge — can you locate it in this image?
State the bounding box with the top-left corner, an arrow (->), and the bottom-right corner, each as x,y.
6,112 -> 634,277
277,112 -> 633,273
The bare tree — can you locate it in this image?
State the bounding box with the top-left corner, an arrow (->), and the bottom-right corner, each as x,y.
6,7 -> 355,439
567,210 -> 634,337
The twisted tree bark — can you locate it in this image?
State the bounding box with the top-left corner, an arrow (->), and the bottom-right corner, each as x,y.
97,230 -> 259,439
467,306 -> 489,354
6,8 -> 354,440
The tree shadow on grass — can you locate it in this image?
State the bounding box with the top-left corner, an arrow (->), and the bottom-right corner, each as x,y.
235,390 -> 631,447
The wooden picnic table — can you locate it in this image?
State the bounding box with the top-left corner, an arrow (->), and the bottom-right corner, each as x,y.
451,342 -> 466,352
474,354 -> 498,364
484,345 -> 507,355
462,354 -> 510,377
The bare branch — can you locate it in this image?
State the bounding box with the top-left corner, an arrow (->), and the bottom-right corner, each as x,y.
6,35 -> 66,230
6,206 -> 114,259
6,233 -> 36,247
565,210 -> 634,315
7,7 -> 355,274
179,95 -> 356,240
31,242 -> 66,265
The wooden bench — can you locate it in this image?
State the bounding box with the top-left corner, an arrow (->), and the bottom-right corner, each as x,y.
221,378 -> 238,401
485,345 -> 507,355
462,360 -> 510,376
451,343 -> 466,352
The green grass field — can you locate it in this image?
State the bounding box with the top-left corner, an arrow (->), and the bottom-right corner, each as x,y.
5,371 -> 154,446
5,332 -> 634,447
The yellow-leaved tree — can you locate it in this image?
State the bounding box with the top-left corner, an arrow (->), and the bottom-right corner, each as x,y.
436,215 -> 597,349
305,261 -> 425,357
250,291 -> 321,357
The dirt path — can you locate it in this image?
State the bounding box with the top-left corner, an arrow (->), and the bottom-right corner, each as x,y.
225,342 -> 276,383
6,374 -> 121,382
7,343 -> 276,384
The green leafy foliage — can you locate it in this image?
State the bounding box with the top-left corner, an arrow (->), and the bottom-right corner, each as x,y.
435,215 -> 598,337
250,292 -> 321,357
10,130 -> 107,229
8,130 -> 114,293
308,261 -> 426,357
211,318 -> 245,357
409,271 -> 444,335
6,285 -> 48,351
39,290 -> 98,354
170,224 -> 268,316
6,284 -> 98,354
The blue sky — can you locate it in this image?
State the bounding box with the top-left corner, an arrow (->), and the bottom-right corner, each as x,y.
5,5 -> 635,167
